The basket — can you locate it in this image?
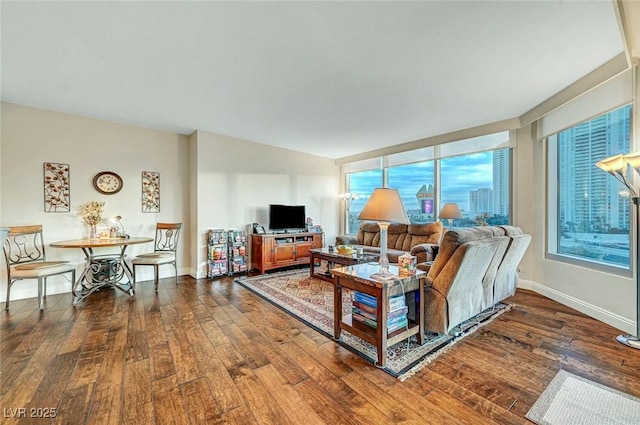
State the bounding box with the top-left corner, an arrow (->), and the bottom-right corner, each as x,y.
336,246 -> 356,255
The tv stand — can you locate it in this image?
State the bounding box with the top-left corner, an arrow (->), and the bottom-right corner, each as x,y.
251,232 -> 323,274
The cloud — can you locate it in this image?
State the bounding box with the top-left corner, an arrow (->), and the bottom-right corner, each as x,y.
347,151 -> 503,212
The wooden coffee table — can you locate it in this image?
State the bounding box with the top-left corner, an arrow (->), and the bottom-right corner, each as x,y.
309,247 -> 378,284
332,263 -> 426,368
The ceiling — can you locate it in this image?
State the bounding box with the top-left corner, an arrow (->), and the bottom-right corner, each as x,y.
1,1 -> 636,160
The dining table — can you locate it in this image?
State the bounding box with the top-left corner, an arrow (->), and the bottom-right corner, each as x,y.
50,237 -> 153,305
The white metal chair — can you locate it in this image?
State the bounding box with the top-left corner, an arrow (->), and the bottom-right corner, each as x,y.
3,225 -> 76,310
132,222 -> 182,291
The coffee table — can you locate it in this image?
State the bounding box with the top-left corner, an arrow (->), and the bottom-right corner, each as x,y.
309,247 -> 378,284
332,263 -> 426,368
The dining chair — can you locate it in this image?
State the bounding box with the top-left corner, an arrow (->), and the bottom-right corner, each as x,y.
132,222 -> 182,291
3,225 -> 76,310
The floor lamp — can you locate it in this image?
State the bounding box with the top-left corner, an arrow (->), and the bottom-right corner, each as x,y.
596,153 -> 640,350
338,192 -> 359,210
357,188 -> 410,280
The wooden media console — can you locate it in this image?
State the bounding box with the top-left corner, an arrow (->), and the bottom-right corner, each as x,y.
250,232 -> 323,273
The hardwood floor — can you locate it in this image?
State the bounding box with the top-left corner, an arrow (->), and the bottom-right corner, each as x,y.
1,273 -> 639,424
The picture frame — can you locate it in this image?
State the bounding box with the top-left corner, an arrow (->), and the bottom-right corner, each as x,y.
141,171 -> 160,213
43,162 -> 70,212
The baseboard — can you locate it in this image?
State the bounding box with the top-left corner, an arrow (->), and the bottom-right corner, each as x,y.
517,279 -> 636,335
0,266 -> 193,302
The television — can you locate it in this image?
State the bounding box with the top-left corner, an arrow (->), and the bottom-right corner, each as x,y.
269,204 -> 306,231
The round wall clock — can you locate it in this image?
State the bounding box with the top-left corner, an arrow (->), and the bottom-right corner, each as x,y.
93,171 -> 123,195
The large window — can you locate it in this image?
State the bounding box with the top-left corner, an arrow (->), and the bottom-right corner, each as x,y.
388,162 -> 435,224
344,145 -> 511,233
548,104 -> 632,269
441,150 -> 510,227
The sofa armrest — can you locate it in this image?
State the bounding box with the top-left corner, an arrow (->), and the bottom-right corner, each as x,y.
417,261 -> 433,273
410,243 -> 439,263
335,235 -> 359,246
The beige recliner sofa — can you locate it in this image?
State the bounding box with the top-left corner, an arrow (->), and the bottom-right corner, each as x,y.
423,225 -> 531,335
335,221 -> 443,264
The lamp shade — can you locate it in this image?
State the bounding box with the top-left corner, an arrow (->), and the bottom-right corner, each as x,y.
595,154 -> 626,172
438,203 -> 462,220
624,151 -> 640,169
357,188 -> 409,224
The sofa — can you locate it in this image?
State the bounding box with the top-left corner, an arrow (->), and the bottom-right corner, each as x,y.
422,225 -> 531,335
335,221 -> 443,264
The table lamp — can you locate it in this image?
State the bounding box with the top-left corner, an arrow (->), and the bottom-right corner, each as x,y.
439,203 -> 462,231
109,215 -> 128,238
358,188 -> 409,280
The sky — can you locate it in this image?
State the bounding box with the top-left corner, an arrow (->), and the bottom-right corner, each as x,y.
348,151 -> 495,213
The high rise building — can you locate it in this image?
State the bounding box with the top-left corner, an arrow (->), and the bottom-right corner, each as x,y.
469,188 -> 493,215
493,150 -> 509,217
415,184 -> 435,221
558,105 -> 631,232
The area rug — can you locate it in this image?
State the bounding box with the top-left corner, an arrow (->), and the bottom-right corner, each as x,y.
526,369 -> 640,425
235,269 -> 513,380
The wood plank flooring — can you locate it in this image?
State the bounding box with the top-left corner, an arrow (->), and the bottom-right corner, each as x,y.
1,273 -> 639,424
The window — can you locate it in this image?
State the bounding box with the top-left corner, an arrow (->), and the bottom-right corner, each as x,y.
548,104 -> 632,269
344,145 -> 511,234
388,162 -> 435,224
441,150 -> 510,227
345,169 -> 383,233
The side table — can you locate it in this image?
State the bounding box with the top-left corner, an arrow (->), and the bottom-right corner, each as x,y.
332,263 -> 426,367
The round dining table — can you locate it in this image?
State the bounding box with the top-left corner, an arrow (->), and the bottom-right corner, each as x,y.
50,237 -> 153,305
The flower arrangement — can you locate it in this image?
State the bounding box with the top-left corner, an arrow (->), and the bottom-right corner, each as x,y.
81,201 -> 105,225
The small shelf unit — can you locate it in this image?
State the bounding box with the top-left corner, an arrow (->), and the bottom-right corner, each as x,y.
207,229 -> 248,277
208,229 -> 228,277
227,230 -> 249,275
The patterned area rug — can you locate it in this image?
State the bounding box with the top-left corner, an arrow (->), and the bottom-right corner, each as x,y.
526,369 -> 640,425
235,269 -> 513,380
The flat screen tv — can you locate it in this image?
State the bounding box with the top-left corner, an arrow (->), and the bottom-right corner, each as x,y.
269,204 -> 306,231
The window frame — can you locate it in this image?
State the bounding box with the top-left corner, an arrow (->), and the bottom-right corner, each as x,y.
545,104 -> 633,277
342,146 -> 513,234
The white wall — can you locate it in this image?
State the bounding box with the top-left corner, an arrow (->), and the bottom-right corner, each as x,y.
0,103 -> 341,300
191,130 -> 339,278
0,102 -> 190,300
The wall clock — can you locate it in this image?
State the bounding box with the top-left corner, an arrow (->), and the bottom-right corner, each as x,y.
93,171 -> 123,195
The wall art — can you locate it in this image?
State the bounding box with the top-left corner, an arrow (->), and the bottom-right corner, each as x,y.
43,162 -> 70,212
142,171 -> 160,213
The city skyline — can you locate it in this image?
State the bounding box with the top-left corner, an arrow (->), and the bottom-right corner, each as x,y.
347,150 -> 506,219
558,104 -> 631,233
553,103 -> 632,268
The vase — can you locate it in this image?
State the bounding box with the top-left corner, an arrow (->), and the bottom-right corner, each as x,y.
89,224 -> 97,239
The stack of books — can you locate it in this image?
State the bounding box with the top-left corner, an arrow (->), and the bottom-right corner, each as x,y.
351,292 -> 409,335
